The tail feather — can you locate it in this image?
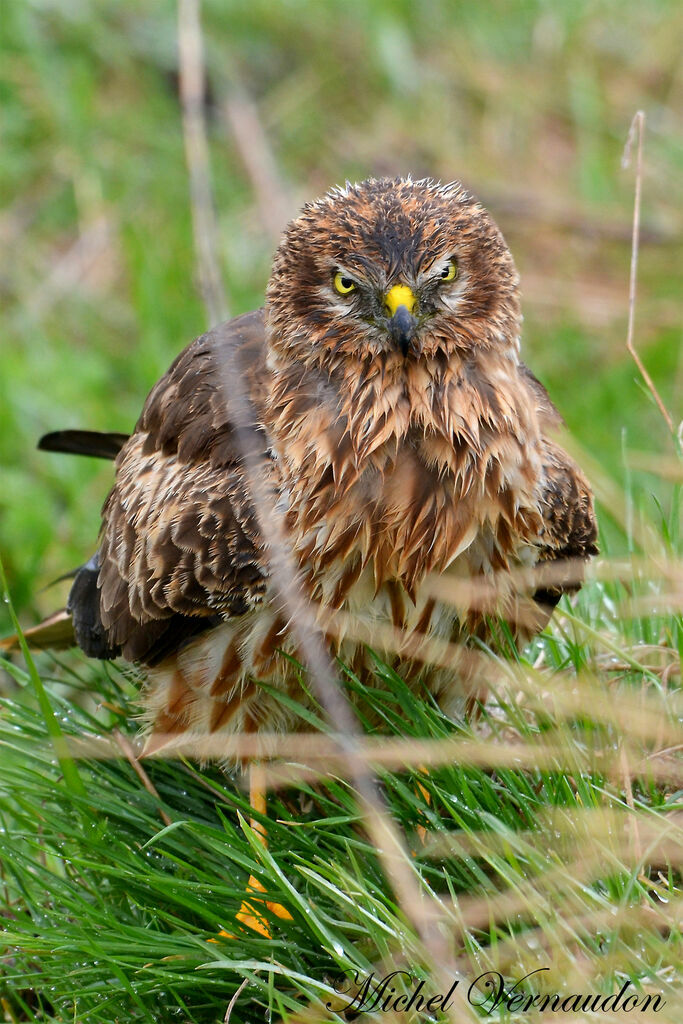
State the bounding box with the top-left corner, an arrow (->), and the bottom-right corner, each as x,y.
0,609 -> 75,654
38,429 -> 129,460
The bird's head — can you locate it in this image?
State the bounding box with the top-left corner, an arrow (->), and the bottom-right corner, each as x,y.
266,177 -> 522,373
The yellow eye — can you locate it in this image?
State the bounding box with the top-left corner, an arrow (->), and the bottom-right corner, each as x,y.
334,272 -> 357,295
440,259 -> 457,282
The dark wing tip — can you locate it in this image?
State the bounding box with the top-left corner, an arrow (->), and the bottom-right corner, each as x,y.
68,555 -> 121,660
39,430 -> 130,461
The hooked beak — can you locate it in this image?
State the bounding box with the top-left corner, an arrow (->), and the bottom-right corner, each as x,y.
385,284 -> 418,356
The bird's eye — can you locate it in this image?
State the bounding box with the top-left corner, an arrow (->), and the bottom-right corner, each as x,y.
440,259 -> 458,283
334,272 -> 357,295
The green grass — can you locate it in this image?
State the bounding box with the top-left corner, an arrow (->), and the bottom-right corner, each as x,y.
2,452 -> 682,1021
1,0 -> 681,627
1,2 -> 682,1021
1,536 -> 681,1022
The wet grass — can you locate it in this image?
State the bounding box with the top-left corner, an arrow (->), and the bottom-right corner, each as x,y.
1,0 -> 681,625
0,3 -> 681,1021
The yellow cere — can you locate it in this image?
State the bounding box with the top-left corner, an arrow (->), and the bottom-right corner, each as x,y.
334,272 -> 356,295
384,284 -> 417,317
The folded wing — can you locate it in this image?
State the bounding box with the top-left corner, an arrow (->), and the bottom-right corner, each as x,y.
70,310 -> 270,666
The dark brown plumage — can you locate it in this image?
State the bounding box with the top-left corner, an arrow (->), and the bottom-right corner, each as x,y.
25,178 -> 598,750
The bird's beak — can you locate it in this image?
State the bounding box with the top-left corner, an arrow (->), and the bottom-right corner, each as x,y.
385,284 -> 418,356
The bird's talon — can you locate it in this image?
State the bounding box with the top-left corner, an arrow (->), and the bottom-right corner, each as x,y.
226,874 -> 292,938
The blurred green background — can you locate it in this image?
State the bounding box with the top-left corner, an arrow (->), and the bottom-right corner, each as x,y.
1,0 -> 681,634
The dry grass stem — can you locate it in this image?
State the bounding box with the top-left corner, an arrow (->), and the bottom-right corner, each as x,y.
622,111 -> 674,433
210,263 -> 469,1021
627,452 -> 683,481
112,728 -> 173,828
424,806 -> 683,862
223,978 -> 249,1023
60,729 -> 683,788
177,0 -> 229,325
222,90 -> 292,240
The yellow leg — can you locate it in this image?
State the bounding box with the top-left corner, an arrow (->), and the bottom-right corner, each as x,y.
232,762 -> 292,936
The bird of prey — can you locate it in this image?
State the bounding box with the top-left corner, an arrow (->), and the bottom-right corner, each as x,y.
4,176 -> 598,933
8,177 -> 597,751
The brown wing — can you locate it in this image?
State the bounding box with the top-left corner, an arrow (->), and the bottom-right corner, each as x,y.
534,440 -> 598,608
528,362 -> 593,606
69,309 -> 270,666
523,365 -> 598,611
519,363 -> 565,430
